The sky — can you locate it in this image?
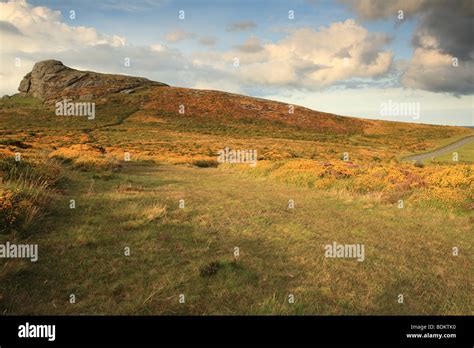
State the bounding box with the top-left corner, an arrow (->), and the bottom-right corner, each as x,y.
0,0 -> 473,126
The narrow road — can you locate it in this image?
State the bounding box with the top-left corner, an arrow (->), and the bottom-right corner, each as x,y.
403,135 -> 474,163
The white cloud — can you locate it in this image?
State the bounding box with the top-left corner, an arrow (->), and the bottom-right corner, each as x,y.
0,0 -> 126,95
0,0 -> 125,52
165,29 -> 195,43
221,20 -> 393,89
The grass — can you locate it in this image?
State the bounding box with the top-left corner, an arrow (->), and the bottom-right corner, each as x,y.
0,156 -> 64,237
0,161 -> 472,315
429,141 -> 474,163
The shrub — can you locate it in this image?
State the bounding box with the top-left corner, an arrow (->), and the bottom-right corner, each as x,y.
192,159 -> 218,168
200,261 -> 222,277
0,156 -> 63,236
0,189 -> 20,232
49,145 -> 122,172
414,161 -> 424,168
227,158 -> 474,210
0,139 -> 31,149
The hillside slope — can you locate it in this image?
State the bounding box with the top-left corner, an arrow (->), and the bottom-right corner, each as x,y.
3,60 -> 472,165
1,60 -> 472,211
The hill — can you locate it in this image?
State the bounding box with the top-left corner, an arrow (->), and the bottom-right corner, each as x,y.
1,60 -> 472,208
3,60 -> 473,165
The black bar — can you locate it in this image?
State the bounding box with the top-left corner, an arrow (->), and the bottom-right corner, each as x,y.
0,316 -> 472,346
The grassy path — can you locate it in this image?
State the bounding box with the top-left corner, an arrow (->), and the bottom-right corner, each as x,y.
1,162 -> 472,315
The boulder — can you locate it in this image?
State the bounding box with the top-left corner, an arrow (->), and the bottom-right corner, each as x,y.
18,60 -> 168,100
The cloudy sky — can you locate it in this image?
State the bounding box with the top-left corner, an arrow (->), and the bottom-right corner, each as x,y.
0,0 -> 472,126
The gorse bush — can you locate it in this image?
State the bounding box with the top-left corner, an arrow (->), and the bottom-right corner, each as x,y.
192,159 -> 219,168
0,156 -> 63,187
228,159 -> 473,209
0,188 -> 19,230
0,156 -> 64,236
49,144 -> 122,172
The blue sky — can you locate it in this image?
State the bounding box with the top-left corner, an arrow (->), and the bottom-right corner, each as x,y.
2,0 -> 473,126
28,0 -> 415,56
